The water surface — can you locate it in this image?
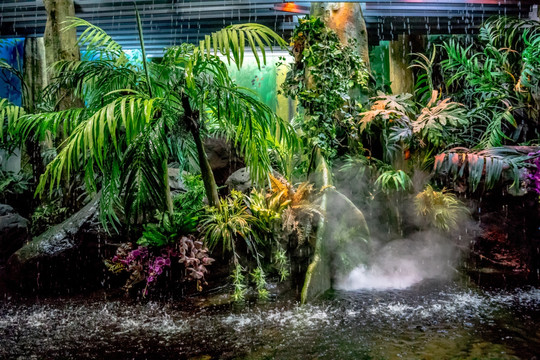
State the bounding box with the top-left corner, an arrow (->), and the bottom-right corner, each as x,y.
1,280 -> 539,359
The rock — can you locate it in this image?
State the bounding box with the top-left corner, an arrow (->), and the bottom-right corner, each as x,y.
225,167 -> 252,193
0,209 -> 29,265
0,204 -> 15,216
204,137 -> 244,186
5,194 -> 116,294
168,168 -> 186,192
467,192 -> 540,287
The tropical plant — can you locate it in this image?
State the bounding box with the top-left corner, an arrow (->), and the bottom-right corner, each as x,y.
440,17 -> 540,148
411,92 -> 468,148
17,15 -> 297,231
201,190 -> 264,261
0,98 -> 24,148
231,263 -> 247,301
355,93 -> 414,163
272,247 -> 290,282
414,185 -> 469,232
409,47 -> 438,104
251,266 -> 270,300
527,150 -> 540,195
137,173 -> 207,247
201,181 -> 312,301
248,188 -> 290,232
0,169 -> 31,201
0,54 -> 48,187
267,174 -> 323,244
30,198 -> 69,235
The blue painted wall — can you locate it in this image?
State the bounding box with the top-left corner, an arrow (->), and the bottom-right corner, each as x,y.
0,38 -> 25,106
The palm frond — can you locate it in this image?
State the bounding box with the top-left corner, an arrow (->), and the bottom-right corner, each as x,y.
477,107 -> 517,148
521,26 -> 540,89
36,93 -> 161,195
196,23 -> 287,69
47,59 -> 139,106
410,47 -> 437,104
64,17 -> 125,60
375,169 -> 412,194
14,108 -> 87,142
121,117 -> 170,224
207,83 -> 298,185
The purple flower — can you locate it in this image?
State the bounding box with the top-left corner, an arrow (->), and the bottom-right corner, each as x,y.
527,151 -> 540,194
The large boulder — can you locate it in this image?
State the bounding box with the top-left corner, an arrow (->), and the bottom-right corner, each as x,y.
5,195 -> 116,293
204,137 -> 244,186
225,167 -> 252,193
168,167 -> 186,194
0,204 -> 29,265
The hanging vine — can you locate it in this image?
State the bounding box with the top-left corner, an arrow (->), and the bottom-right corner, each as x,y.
279,16 -> 369,159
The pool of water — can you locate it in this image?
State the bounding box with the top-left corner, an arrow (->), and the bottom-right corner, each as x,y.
1,280 -> 539,359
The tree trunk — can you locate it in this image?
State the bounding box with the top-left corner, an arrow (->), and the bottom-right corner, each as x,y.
192,127 -> 221,208
181,94 -> 220,208
311,2 -> 370,70
43,0 -> 84,209
23,37 -> 48,112
43,0 -> 84,111
22,37 -> 48,187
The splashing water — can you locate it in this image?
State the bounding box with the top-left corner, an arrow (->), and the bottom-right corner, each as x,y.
1,281 -> 539,359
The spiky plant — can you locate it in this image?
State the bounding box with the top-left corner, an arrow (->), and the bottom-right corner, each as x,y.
201,190 -> 263,260
414,185 -> 469,232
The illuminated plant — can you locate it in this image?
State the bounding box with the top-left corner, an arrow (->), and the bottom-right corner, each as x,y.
414,185 -> 469,232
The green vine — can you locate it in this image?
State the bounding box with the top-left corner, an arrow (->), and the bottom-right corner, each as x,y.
280,16 -> 369,158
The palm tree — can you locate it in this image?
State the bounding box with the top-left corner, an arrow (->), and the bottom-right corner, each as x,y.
16,15 -> 298,230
